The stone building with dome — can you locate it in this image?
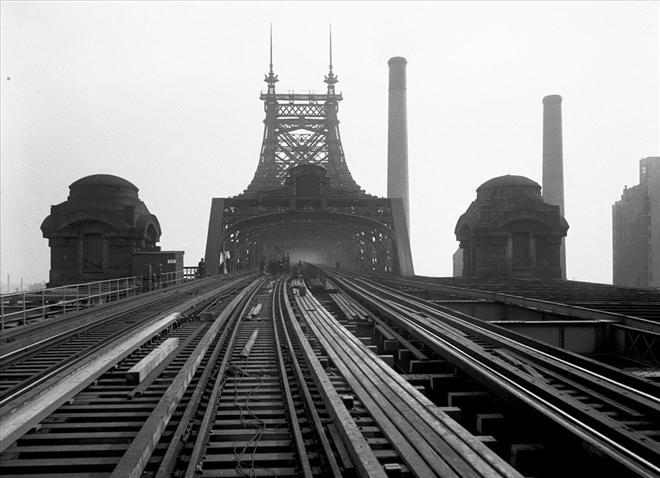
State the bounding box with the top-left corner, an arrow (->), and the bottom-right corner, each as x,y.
455,175 -> 569,279
41,174 -> 164,286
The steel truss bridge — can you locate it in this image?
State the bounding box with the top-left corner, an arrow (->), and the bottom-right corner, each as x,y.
0,269 -> 659,477
3,47 -> 659,478
203,46 -> 413,278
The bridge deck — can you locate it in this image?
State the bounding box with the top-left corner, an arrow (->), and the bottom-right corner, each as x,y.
0,271 -> 658,477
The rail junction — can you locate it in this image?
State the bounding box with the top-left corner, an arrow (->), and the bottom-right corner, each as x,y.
3,36 -> 660,478
0,270 -> 659,477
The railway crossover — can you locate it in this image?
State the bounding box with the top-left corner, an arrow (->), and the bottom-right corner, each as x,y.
321,270 -> 660,477
0,271 -> 657,477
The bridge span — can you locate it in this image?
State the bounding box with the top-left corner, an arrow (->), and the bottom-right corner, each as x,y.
4,31 -> 659,478
0,269 -> 659,477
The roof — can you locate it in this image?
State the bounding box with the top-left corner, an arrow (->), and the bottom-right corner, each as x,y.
477,175 -> 540,192
70,174 -> 138,191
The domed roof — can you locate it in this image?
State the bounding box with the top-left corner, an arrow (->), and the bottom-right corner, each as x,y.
70,174 -> 138,191
477,175 -> 540,192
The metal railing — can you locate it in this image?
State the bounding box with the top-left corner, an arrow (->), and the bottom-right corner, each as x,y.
183,266 -> 199,281
0,276 -> 139,330
0,267 -> 208,330
139,270 -> 185,291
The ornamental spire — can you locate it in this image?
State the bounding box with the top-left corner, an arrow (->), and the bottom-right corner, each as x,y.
265,24 -> 278,95
324,25 -> 338,94
329,24 -> 333,74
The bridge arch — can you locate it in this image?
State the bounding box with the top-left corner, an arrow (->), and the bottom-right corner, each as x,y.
220,211 -> 395,274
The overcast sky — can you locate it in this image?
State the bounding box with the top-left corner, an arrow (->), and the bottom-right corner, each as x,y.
1,1 -> 658,287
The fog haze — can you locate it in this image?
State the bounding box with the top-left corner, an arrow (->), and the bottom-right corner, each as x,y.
1,1 -> 658,287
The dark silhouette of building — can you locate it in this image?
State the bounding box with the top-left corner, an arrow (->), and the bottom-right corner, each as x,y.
613,157 -> 660,288
455,175 -> 569,279
41,174 -> 162,286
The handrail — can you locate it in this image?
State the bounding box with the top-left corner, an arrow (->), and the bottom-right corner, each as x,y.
0,276 -> 137,299
0,270 -> 198,330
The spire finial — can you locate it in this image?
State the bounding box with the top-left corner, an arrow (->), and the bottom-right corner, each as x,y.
265,23 -> 278,94
269,23 -> 273,74
324,24 -> 338,93
329,24 -> 333,74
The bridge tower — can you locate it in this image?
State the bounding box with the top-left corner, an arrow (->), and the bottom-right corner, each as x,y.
205,30 -> 414,276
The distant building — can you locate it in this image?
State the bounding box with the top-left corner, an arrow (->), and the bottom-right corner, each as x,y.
41,174 -> 165,286
612,157 -> 660,288
455,175 -> 569,279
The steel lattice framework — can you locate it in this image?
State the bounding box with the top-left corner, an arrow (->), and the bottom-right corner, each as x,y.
242,49 -> 361,196
204,33 -> 414,276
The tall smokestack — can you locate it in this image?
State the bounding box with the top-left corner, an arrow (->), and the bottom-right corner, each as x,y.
542,94 -> 566,278
387,57 -> 409,232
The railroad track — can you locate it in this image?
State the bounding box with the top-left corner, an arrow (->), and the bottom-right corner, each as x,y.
0,274 -> 259,455
10,269 -> 653,477
289,278 -> 520,478
374,274 -> 660,322
0,275 -> 251,353
0,275 -> 253,411
0,275 -> 526,477
325,271 -> 660,477
177,278 -> 344,477
368,274 -> 660,375
343,274 -> 660,394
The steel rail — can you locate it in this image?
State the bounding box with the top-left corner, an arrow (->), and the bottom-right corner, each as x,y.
182,278 -> 341,477
366,274 -> 660,398
110,277 -> 264,478
0,300 -> 182,409
295,283 -> 522,478
183,279 -> 265,477
151,284 -> 254,478
0,319 -> 209,475
0,295 -> 169,363
370,273 -> 660,340
334,274 -> 660,477
274,279 -> 344,477
0,275 -> 236,363
0,277 -> 254,411
0,277 -> 256,455
1,275 -> 217,341
351,275 -> 660,408
282,279 -> 388,478
272,279 -> 314,478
